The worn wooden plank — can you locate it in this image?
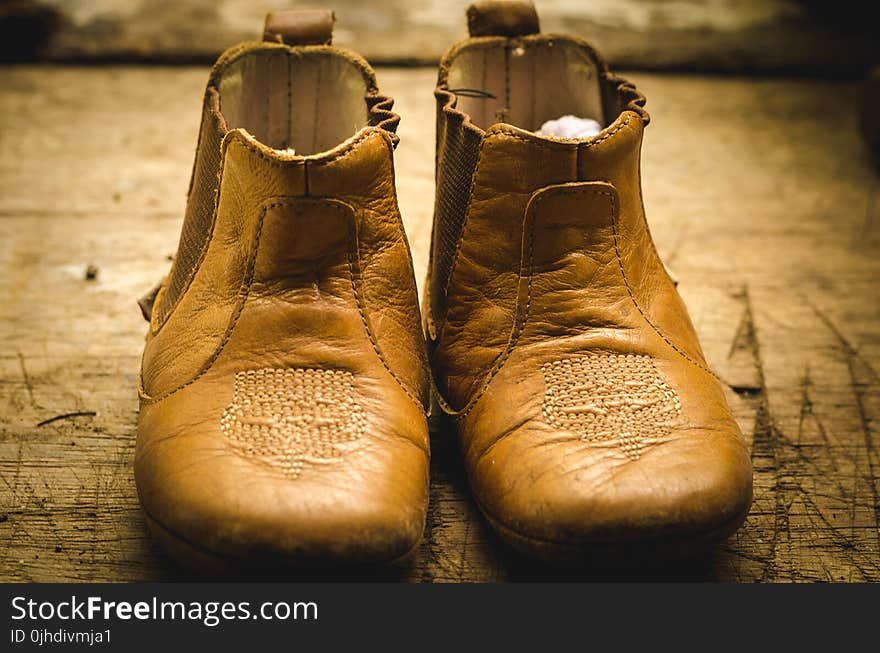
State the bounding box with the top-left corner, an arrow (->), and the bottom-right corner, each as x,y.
0,65 -> 878,582
5,0 -> 877,74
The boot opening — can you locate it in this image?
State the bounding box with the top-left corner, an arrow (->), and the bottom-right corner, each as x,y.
443,37 -> 606,133
214,48 -> 373,155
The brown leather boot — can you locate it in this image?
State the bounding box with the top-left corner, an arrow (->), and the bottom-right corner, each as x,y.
426,1 -> 753,561
136,11 -> 430,571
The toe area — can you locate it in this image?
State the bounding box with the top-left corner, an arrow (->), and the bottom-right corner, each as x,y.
470,421 -> 753,560
136,378 -> 429,572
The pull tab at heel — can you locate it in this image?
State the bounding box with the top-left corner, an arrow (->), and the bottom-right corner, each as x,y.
466,1 -> 539,37
263,9 -> 335,45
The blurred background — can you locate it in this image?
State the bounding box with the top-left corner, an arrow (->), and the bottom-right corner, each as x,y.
1,0 -> 877,74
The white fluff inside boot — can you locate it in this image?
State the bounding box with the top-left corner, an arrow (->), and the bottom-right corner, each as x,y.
536,115 -> 603,139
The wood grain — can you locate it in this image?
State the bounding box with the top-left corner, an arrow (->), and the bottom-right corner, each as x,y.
0,66 -> 877,581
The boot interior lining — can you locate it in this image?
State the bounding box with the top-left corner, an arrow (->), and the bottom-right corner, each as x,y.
446,39 -> 605,133
216,49 -> 371,155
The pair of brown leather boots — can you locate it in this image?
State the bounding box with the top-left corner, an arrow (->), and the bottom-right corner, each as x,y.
135,2 -> 753,572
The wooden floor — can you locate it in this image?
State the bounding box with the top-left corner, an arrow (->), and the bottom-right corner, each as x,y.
1,65 -> 878,582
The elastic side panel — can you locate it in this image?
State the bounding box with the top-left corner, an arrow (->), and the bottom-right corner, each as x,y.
430,93 -> 482,322
154,90 -> 225,327
602,72 -> 650,126
366,93 -> 401,147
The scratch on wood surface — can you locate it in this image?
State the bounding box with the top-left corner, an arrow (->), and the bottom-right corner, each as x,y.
732,286 -> 785,581
847,351 -> 880,555
17,352 -> 36,408
804,297 -> 880,555
0,442 -> 24,568
724,286 -> 763,397
727,302 -> 750,361
798,367 -> 861,543
797,366 -> 812,447
36,411 -> 97,428
805,297 -> 879,383
458,517 -> 471,582
2,68 -> 878,582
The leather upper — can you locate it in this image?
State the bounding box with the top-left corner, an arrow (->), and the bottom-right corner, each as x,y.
136,37 -> 429,566
427,4 -> 753,550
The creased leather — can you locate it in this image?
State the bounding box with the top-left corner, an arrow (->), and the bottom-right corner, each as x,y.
453,183 -> 751,545
136,40 -> 428,567
427,32 -> 650,342
427,7 -> 753,555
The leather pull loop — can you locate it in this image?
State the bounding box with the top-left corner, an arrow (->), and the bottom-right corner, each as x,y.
263,9 -> 335,45
466,1 -> 539,37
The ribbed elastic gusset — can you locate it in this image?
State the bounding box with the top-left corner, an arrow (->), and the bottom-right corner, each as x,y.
154,90 -> 225,327
430,88 -> 483,322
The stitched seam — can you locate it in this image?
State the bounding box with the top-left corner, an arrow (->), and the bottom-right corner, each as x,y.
233,126 -> 382,167
500,114 -> 631,149
605,190 -> 719,378
435,145 -> 559,417
584,114 -> 632,148
346,231 -> 426,413
434,115 -> 631,344
154,131 -> 382,331
139,199 -> 272,404
450,183 -> 538,420
437,184 -> 715,418
447,114 -> 631,154
143,197 -> 426,409
432,115 -> 634,410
